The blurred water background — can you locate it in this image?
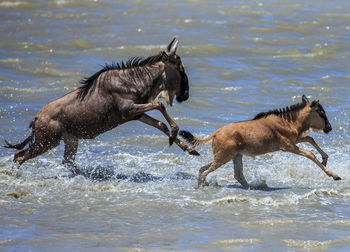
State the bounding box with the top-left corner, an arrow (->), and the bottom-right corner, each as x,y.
1,0 -> 350,251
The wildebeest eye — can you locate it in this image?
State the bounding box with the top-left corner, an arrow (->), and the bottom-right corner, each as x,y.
316,109 -> 325,117
169,55 -> 177,63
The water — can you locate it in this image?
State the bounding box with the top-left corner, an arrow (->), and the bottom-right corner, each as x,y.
1,0 -> 350,251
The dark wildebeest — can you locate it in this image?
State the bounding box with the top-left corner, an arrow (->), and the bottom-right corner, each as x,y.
4,38 -> 199,166
180,95 -> 341,188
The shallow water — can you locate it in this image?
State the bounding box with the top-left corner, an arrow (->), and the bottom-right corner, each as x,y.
1,0 -> 350,251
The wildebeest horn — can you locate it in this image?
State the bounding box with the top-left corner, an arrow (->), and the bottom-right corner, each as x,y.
302,95 -> 309,103
166,37 -> 178,55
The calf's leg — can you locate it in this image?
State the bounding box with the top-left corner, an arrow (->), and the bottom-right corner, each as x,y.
233,153 -> 249,188
197,161 -> 216,188
288,145 -> 341,180
297,136 -> 328,166
197,157 -> 231,188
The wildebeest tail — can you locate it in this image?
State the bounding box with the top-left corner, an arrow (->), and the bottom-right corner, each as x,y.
3,119 -> 36,150
179,130 -> 213,146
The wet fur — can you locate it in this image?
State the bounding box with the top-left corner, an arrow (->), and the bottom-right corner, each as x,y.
5,38 -> 198,165
180,96 -> 341,188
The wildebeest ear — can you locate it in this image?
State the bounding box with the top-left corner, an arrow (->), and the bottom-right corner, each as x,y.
165,38 -> 178,56
302,95 -> 309,103
311,100 -> 319,107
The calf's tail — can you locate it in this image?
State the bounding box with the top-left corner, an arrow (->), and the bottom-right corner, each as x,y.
179,130 -> 213,147
3,118 -> 36,150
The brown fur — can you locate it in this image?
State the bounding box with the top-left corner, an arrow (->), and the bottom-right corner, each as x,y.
180,95 -> 341,188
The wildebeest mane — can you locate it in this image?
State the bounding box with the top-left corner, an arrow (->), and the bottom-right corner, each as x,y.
78,53 -> 164,100
253,101 -> 307,121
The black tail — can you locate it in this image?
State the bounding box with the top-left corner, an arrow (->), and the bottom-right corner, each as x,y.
179,130 -> 213,147
179,130 -> 195,145
3,119 -> 35,150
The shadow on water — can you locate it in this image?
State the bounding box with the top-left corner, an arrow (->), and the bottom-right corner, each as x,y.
69,165 -> 116,181
224,184 -> 291,192
5,162 -> 292,191
202,177 -> 291,191
66,165 -> 290,191
67,165 -> 197,183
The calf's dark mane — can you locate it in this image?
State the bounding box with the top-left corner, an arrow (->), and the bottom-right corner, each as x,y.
253,102 -> 307,121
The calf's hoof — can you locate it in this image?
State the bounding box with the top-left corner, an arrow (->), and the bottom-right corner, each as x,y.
248,179 -> 268,190
195,181 -> 209,189
333,175 -> 341,180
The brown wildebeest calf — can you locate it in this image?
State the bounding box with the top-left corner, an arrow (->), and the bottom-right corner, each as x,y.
4,38 -> 199,166
180,95 -> 341,188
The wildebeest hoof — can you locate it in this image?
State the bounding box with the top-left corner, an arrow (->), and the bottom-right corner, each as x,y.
169,137 -> 174,146
334,175 -> 341,180
169,129 -> 178,146
189,149 -> 200,156
187,146 -> 200,156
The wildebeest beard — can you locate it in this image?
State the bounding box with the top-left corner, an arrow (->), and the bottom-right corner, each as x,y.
176,71 -> 189,103
318,104 -> 332,133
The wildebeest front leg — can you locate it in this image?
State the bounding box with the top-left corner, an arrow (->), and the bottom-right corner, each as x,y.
156,103 -> 179,145
128,102 -> 178,145
138,114 -> 199,155
129,102 -> 199,155
288,145 -> 341,180
297,136 -> 328,166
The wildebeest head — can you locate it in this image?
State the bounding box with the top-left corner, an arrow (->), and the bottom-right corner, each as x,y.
161,38 -> 189,105
302,95 -> 332,134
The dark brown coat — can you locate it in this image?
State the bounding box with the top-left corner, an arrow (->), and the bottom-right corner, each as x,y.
5,38 -> 198,165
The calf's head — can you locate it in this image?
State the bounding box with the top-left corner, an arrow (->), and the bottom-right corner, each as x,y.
303,95 -> 332,134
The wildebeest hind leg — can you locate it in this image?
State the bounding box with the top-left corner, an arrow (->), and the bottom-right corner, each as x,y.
14,138 -> 60,165
63,136 -> 78,166
14,148 -> 31,165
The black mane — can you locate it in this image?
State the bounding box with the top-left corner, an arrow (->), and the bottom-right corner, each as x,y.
253,102 -> 307,121
78,53 -> 164,100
